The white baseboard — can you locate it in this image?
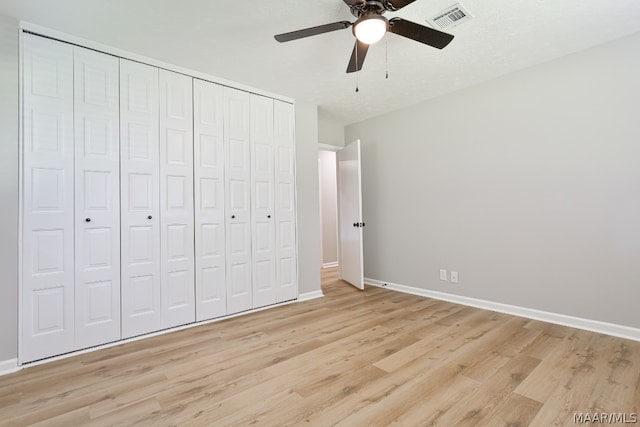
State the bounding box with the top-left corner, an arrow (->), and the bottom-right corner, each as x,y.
322,262 -> 339,269
364,277 -> 640,342
0,359 -> 21,377
298,290 -> 324,302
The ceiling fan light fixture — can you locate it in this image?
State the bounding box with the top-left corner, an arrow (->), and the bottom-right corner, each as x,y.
353,14 -> 388,45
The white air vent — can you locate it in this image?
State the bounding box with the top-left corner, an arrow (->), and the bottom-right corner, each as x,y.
429,3 -> 474,30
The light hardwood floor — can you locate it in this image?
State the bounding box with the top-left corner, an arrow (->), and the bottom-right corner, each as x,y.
1,267 -> 639,426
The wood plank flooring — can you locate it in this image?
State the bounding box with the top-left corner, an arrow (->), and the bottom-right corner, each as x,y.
1,267 -> 639,426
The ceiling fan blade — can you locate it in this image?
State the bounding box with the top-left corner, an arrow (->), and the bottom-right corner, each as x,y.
388,17 -> 454,49
343,0 -> 366,6
346,40 -> 369,73
383,0 -> 417,11
274,21 -> 352,43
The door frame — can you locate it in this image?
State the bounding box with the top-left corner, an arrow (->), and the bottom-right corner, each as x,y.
318,145 -> 341,270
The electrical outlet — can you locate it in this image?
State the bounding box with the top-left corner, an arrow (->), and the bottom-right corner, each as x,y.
450,271 -> 459,283
439,269 -> 447,281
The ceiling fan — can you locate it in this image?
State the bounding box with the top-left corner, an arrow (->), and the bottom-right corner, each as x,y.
274,0 -> 455,73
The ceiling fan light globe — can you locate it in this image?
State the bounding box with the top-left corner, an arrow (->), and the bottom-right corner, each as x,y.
354,15 -> 388,45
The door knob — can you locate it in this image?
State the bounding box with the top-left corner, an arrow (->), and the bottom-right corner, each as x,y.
231,215 -> 236,219
267,215 -> 271,219
147,215 -> 152,220
353,222 -> 358,227
85,218 -> 91,222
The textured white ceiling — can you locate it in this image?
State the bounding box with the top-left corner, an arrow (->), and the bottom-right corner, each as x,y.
2,0 -> 640,124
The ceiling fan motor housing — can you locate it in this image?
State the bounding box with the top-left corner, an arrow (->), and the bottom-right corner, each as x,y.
349,1 -> 386,18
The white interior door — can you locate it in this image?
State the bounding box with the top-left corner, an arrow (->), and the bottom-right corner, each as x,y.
159,69 -> 195,328
21,34 -> 76,362
194,79 -> 226,321
251,95 -> 276,308
337,139 -> 364,290
273,100 -> 298,303
74,46 -> 121,348
120,59 -> 161,339
224,87 -> 252,314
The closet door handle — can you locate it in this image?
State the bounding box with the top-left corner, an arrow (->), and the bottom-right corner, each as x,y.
267,215 -> 271,219
231,215 -> 236,219
85,218 -> 91,223
147,215 -> 152,220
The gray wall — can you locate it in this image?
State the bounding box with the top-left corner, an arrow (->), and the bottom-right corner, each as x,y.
319,150 -> 338,266
296,102 -> 322,295
318,111 -> 345,147
0,15 -> 19,361
346,32 -> 640,329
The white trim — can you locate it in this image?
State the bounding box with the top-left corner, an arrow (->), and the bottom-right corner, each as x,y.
322,262 -> 339,268
17,25 -> 25,365
318,143 -> 343,151
19,22 -> 294,104
318,155 -> 324,272
364,277 -> 640,342
298,290 -> 324,302
0,359 -> 21,376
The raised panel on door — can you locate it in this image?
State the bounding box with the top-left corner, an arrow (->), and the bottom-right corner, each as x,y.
74,46 -> 121,348
159,70 -> 195,328
120,59 -> 161,339
194,79 -> 226,321
21,33 -> 75,363
250,95 -> 276,308
224,87 -> 252,314
274,100 -> 298,303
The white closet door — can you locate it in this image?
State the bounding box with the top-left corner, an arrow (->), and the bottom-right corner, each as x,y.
159,70 -> 195,328
250,95 -> 276,308
21,34 -> 75,363
194,79 -> 226,321
120,59 -> 161,339
224,87 -> 252,314
274,100 -> 298,303
74,47 -> 121,348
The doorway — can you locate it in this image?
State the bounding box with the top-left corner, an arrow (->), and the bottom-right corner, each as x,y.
318,140 -> 364,291
318,149 -> 339,269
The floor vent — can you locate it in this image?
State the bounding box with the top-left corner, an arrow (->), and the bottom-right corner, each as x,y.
429,3 -> 474,30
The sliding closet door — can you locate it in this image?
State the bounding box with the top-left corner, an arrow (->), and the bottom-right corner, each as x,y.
120,59 -> 161,339
274,100 -> 298,303
74,47 -> 121,348
159,70 -> 195,328
21,34 -> 75,362
250,95 -> 276,308
224,87 -> 252,314
194,79 -> 226,321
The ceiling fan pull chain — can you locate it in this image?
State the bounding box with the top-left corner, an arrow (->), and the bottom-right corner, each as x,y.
385,36 -> 389,79
355,44 -> 360,92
